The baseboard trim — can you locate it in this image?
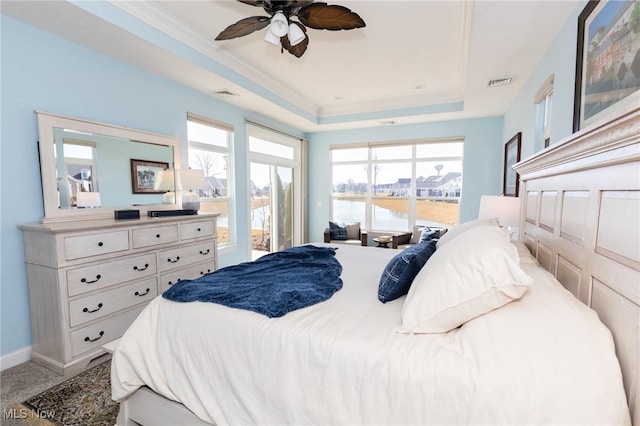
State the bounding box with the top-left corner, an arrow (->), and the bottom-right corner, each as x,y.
0,346 -> 32,371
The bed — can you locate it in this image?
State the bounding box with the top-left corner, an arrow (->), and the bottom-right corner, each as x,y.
111,108 -> 639,426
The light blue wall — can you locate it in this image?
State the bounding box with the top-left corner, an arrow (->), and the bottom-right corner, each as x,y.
503,1 -> 587,159
307,116 -> 505,242
0,15 -> 302,356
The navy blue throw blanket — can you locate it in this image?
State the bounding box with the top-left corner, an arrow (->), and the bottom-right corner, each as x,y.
162,245 -> 343,318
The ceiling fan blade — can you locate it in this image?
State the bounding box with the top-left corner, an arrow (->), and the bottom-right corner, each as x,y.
281,22 -> 309,57
215,16 -> 270,40
298,3 -> 365,31
236,0 -> 265,7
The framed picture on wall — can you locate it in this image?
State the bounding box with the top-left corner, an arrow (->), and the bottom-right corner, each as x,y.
503,132 -> 521,197
573,0 -> 640,132
130,159 -> 169,194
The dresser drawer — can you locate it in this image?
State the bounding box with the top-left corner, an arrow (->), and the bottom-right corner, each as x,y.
132,225 -> 179,249
69,277 -> 158,327
181,220 -> 215,240
70,305 -> 144,357
67,253 -> 157,297
159,261 -> 216,292
64,230 -> 129,261
158,241 -> 216,272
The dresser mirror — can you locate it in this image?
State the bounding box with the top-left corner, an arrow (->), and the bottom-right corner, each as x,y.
36,111 -> 182,223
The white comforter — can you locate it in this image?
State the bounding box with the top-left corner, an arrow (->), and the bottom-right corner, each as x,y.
112,243 -> 630,425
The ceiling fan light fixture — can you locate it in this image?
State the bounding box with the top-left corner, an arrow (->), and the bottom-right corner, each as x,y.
269,11 -> 289,37
264,28 -> 281,45
216,1 -> 366,58
288,23 -> 305,46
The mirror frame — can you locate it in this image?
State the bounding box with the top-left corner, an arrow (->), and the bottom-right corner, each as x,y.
36,111 -> 182,223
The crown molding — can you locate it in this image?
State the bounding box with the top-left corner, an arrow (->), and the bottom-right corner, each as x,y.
320,93 -> 463,118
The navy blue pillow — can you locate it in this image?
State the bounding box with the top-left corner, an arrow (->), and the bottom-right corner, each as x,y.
329,221 -> 348,240
378,240 -> 437,303
419,227 -> 439,243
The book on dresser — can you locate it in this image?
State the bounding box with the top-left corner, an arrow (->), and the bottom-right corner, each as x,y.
18,213 -> 219,376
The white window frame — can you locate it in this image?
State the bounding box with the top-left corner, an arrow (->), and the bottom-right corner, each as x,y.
534,74 -> 554,150
330,138 -> 464,232
246,121 -> 306,253
187,112 -> 235,253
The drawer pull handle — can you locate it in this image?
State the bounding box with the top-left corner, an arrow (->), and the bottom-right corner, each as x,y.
82,303 -> 103,313
133,263 -> 149,271
156,234 -> 161,238
81,275 -> 102,284
199,249 -> 210,255
84,331 -> 104,342
167,256 -> 180,263
200,269 -> 211,275
98,242 -> 104,247
168,278 -> 182,286
197,228 -> 202,232
135,288 -> 150,297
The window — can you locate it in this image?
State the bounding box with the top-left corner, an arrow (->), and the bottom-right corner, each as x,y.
535,74 -> 554,149
331,139 -> 463,231
58,139 -> 97,208
187,113 -> 233,245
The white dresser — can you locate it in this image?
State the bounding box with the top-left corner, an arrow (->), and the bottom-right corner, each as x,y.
19,213 -> 219,376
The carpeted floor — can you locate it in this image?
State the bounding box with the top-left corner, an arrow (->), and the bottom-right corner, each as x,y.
3,360 -> 118,426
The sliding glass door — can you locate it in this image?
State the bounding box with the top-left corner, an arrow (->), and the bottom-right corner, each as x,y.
249,163 -> 294,257
248,124 -> 303,260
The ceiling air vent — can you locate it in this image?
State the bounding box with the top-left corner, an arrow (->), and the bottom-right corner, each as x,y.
488,78 -> 512,87
211,89 -> 238,96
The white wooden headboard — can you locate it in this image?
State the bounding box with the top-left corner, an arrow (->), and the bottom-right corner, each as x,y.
515,107 -> 639,426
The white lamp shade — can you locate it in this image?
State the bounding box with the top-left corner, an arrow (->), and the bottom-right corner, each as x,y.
269,11 -> 288,37
177,169 -> 206,191
288,23 -> 305,46
76,192 -> 101,208
153,170 -> 175,191
264,29 -> 281,46
178,169 -> 205,211
478,195 -> 521,228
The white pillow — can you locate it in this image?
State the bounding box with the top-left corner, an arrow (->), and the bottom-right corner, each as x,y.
435,217 -> 499,249
398,225 -> 531,334
345,222 -> 360,240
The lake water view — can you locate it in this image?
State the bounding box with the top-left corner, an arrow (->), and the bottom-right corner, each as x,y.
332,199 -> 447,230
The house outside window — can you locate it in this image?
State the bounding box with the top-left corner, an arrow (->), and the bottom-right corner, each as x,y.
187,113 -> 233,246
331,139 -> 463,232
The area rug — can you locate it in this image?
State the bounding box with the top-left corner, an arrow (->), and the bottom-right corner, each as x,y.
21,360 -> 118,426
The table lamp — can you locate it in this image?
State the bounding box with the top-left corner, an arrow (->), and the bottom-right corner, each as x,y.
154,170 -> 176,204
178,169 -> 206,211
76,192 -> 101,208
478,195 -> 521,238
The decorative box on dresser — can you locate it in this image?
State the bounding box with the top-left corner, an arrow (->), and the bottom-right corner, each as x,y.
19,213 -> 219,376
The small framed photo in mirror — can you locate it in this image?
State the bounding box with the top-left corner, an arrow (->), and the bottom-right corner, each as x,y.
130,159 -> 169,194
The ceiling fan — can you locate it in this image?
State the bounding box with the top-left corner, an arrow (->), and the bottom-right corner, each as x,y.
215,0 -> 366,58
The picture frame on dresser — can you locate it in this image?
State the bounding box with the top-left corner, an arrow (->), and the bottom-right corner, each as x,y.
503,132 -> 521,197
573,0 -> 640,132
130,159 -> 169,194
